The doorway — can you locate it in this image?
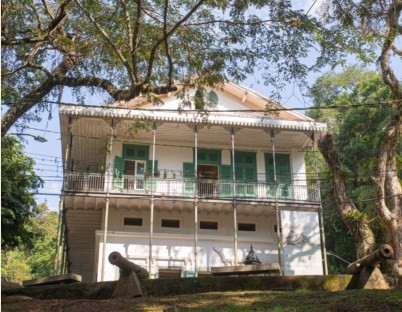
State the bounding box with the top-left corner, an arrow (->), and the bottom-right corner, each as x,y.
198,165 -> 219,196
124,160 -> 146,190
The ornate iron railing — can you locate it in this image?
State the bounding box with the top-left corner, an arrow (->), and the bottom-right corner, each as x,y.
64,173 -> 320,202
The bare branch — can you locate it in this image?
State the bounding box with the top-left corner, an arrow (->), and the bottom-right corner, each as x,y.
120,0 -> 134,52
74,0 -> 136,84
2,62 -> 51,78
132,0 -> 142,82
41,0 -> 56,18
391,44 -> 402,56
141,6 -> 164,24
29,3 -> 44,31
143,0 -> 206,84
182,18 -> 276,27
164,0 -> 173,87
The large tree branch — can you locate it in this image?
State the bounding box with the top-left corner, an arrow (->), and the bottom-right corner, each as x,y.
1,52 -> 83,137
59,76 -> 123,100
375,0 -> 402,268
74,0 -> 136,84
132,0 -> 142,83
164,0 -> 173,87
143,0 -> 206,84
120,0 -> 134,52
378,0 -> 402,100
318,133 -> 376,258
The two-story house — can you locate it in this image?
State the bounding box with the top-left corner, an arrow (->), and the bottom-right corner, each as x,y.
59,81 -> 328,282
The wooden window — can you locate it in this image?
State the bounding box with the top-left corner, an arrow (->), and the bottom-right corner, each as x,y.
122,144 -> 149,160
197,149 -> 221,165
161,219 -> 180,228
158,270 -> 181,279
238,223 -> 256,232
200,221 -> 218,230
265,153 -> 291,183
124,217 -> 142,226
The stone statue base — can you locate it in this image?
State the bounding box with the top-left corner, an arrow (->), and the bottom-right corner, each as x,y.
112,272 -> 143,298
357,267 -> 389,290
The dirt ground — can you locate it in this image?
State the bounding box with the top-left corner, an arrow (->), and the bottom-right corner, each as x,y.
2,289 -> 402,312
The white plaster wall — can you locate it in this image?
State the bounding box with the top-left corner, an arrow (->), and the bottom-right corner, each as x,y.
280,210 -> 323,275
104,208 -> 275,238
156,145 -> 193,176
97,207 -> 279,281
291,151 -> 307,186
97,233 -> 278,281
256,150 -> 265,182
142,89 -> 252,113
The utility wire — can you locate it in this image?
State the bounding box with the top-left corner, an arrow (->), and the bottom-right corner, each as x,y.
2,98 -> 398,112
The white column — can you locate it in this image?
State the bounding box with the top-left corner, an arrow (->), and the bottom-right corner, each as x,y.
149,122 -> 157,277
194,125 -> 199,276
101,198 -> 110,281
231,127 -> 238,265
312,132 -> 328,275
271,130 -> 283,274
64,117 -> 73,173
54,196 -> 64,274
101,119 -> 115,281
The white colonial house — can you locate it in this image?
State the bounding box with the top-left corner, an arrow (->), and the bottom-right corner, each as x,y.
58,81 -> 328,282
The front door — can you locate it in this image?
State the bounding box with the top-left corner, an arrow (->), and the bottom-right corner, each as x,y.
198,165 -> 219,197
124,160 -> 146,190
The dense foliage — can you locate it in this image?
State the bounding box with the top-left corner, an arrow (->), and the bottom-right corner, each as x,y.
306,67 -> 402,273
1,0 -> 368,135
1,136 -> 43,250
1,203 -> 58,282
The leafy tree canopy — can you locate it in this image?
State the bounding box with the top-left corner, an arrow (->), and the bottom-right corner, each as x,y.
1,203 -> 58,282
1,0 -> 377,135
1,136 -> 43,250
306,67 -> 401,272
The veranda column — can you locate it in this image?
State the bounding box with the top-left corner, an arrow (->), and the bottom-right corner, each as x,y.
61,116 -> 74,274
230,127 -> 238,265
193,125 -> 199,277
54,196 -> 64,275
312,132 -> 329,275
149,122 -> 158,278
101,119 -> 115,281
271,130 -> 283,274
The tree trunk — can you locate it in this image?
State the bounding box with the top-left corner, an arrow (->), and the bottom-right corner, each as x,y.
318,133 -> 376,259
372,107 -> 402,281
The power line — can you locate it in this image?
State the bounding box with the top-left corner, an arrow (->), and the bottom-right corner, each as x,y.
2,98 -> 397,113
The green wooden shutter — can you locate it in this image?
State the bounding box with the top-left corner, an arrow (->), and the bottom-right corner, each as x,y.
234,152 -> 256,196
276,154 -> 291,199
146,160 -> 159,177
276,154 -> 291,183
183,162 -> 195,196
219,165 -> 232,196
146,160 -> 159,191
114,156 -> 124,190
264,153 -> 291,199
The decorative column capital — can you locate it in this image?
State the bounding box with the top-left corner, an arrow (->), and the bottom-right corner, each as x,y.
188,124 -> 204,133
263,129 -> 281,141
103,118 -> 121,129
224,126 -> 241,135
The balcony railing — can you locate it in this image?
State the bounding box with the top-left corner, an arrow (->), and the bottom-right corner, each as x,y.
63,173 -> 321,202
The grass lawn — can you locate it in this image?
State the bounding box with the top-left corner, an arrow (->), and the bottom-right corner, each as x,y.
2,288 -> 402,312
